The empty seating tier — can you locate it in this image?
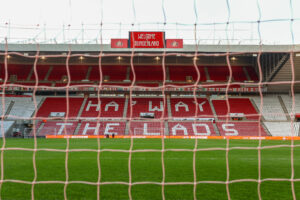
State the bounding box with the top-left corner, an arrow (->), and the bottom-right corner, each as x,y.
212,98 -> 258,120
37,97 -> 84,118
169,66 -> 206,82
0,64 -> 32,80
89,65 -> 127,81
252,96 -> 287,121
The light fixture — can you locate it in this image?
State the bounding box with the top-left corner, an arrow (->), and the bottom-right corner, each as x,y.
296,53 -> 300,57
62,77 -> 68,83
193,57 -> 199,61
6,55 -> 11,59
154,56 -> 160,61
79,56 -> 84,60
116,56 -> 122,60
41,56 -> 46,60
231,56 -> 237,61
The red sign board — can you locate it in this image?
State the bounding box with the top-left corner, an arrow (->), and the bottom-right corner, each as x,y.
166,39 -> 183,48
129,32 -> 165,48
111,39 -> 128,48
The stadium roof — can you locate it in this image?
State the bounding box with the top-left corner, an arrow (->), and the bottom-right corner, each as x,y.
1,44 -> 300,53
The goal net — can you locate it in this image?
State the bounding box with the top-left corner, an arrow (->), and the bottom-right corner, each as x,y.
0,0 -> 300,199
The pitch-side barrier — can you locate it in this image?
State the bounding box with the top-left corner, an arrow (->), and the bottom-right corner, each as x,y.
46,135 -> 300,140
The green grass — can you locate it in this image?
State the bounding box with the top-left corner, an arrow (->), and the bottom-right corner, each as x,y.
0,138 -> 299,199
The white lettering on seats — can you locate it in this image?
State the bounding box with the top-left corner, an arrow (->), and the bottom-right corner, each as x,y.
175,101 -> 189,112
198,101 -> 206,112
104,123 -> 120,135
105,101 -> 119,111
192,124 -> 211,136
143,123 -> 160,135
56,123 -> 73,135
222,124 -> 239,136
86,100 -> 100,112
82,123 -> 100,135
172,123 -> 188,135
149,101 -> 163,112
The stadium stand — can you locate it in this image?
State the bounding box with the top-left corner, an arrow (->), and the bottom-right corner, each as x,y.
252,95 -> 287,121
6,96 -> 43,119
264,122 -> 299,136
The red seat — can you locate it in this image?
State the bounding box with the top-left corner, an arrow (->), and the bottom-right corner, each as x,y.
207,66 -> 229,81
47,65 -> 67,81
37,97 -> 84,118
89,65 -> 127,81
69,65 -> 89,81
31,65 -> 51,81
246,66 -> 259,81
216,122 -> 267,136
0,64 -> 32,80
46,65 -> 89,81
232,66 -> 248,81
169,65 -> 206,82
130,66 -> 163,81
212,98 -> 258,120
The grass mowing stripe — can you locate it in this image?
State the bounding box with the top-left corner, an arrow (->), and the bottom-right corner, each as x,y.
0,138 -> 299,199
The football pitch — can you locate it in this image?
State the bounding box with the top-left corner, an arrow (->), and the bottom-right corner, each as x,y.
0,138 -> 300,200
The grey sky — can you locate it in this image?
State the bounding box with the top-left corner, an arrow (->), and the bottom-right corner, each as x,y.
0,0 -> 299,44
